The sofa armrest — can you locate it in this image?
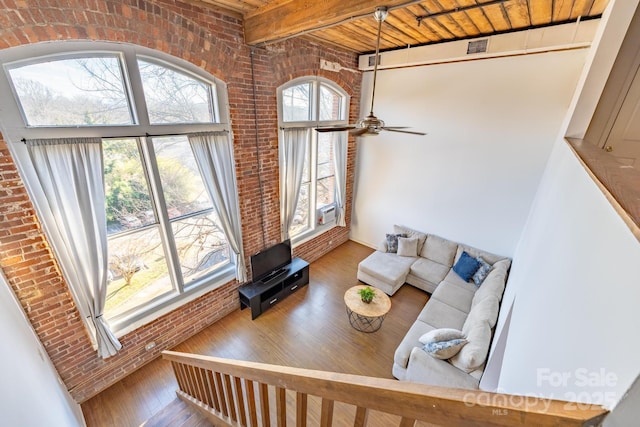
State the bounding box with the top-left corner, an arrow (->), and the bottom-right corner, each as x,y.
405,347 -> 479,390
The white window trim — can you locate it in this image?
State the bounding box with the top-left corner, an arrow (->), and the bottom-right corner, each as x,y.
277,76 -> 349,246
0,41 -> 236,338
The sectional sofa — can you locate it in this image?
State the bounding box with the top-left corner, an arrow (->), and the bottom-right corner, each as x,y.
357,225 -> 511,389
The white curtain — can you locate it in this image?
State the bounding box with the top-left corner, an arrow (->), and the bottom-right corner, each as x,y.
188,132 -> 247,283
280,128 -> 310,240
26,138 -> 122,359
333,132 -> 348,227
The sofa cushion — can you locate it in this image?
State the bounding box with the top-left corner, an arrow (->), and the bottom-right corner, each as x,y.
430,279 -> 475,313
409,258 -> 449,288
423,339 -> 467,359
358,251 -> 414,288
472,263 -> 509,307
453,251 -> 480,281
394,225 -> 428,254
406,347 -> 480,389
393,320 -> 435,369
465,295 -> 499,328
397,236 -> 419,257
450,319 -> 492,373
418,328 -> 465,345
442,270 -> 479,294
417,298 -> 467,331
421,234 -> 458,267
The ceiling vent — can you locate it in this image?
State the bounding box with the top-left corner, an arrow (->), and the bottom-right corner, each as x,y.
467,39 -> 488,54
368,54 -> 381,67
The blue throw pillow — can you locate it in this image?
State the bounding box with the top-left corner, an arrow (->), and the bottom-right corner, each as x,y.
453,251 -> 480,282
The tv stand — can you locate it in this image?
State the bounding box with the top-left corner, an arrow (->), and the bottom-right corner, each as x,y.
239,257 -> 309,319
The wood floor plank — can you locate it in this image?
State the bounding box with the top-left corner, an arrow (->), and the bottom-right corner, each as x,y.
81,241 -> 429,426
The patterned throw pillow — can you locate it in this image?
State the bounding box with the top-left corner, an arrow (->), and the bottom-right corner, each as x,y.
423,339 -> 468,360
472,256 -> 492,287
385,233 -> 407,253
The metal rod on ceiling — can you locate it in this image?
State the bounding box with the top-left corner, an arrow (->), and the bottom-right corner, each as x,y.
416,0 -> 509,26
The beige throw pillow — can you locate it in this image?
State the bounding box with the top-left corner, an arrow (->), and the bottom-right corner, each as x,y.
397,236 -> 418,257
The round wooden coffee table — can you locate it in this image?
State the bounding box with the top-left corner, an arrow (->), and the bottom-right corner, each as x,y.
344,285 -> 391,333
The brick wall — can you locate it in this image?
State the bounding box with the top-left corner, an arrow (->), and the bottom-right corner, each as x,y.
0,0 -> 360,402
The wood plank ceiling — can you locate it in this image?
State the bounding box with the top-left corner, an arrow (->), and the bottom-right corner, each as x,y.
189,0 -> 610,54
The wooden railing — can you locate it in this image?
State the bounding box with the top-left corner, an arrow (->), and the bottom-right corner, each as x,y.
163,350 -> 608,427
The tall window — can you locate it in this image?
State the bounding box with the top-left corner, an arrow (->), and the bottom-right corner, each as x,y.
278,77 -> 349,242
0,43 -> 236,333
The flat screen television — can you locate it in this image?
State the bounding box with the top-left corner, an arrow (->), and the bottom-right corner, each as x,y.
250,239 -> 292,283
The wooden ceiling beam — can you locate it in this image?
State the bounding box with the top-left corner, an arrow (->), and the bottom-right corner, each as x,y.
243,0 -> 413,45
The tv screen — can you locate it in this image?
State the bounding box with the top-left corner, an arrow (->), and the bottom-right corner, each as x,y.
250,239 -> 292,282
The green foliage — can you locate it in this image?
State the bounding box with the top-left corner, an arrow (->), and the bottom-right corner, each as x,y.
357,286 -> 376,303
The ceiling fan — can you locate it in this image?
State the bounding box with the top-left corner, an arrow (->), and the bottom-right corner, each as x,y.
316,7 -> 426,137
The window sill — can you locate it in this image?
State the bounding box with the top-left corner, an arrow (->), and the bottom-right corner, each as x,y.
291,222 -> 337,248
109,264 -> 236,338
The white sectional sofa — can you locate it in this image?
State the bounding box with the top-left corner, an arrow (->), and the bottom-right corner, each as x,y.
356,225 -> 511,389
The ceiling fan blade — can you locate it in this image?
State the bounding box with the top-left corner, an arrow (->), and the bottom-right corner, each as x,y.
350,128 -> 370,136
383,126 -> 410,130
315,126 -> 355,132
383,128 -> 427,136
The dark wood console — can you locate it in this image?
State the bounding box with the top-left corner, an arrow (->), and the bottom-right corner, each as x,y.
239,257 -> 309,319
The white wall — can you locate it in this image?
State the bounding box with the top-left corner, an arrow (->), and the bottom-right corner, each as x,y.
0,272 -> 85,426
350,48 -> 588,257
494,141 -> 640,407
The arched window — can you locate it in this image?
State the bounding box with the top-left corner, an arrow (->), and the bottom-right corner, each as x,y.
0,42 -> 240,337
277,77 -> 349,242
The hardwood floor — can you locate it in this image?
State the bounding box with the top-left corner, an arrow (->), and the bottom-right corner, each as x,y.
81,241 -> 429,427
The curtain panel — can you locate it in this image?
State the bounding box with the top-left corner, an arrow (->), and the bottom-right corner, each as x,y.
188,132 -> 247,283
26,137 -> 122,359
279,128 -> 310,240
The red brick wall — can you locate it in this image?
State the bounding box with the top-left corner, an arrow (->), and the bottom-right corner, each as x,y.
0,0 -> 360,402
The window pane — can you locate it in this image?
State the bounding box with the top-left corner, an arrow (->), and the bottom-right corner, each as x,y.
8,55 -> 133,126
171,212 -> 230,285
105,227 -> 173,319
138,59 -> 214,124
317,177 -> 335,209
290,182 -> 310,237
103,138 -> 155,234
319,84 -> 343,121
153,136 -> 229,284
317,133 -> 335,208
282,83 -> 311,122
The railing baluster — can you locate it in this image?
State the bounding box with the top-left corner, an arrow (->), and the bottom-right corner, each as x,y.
185,365 -> 197,398
353,406 -> 368,427
276,387 -> 286,427
296,392 -> 307,427
171,362 -> 186,393
245,379 -> 258,427
259,382 -> 271,427
224,374 -> 238,421
206,369 -> 221,412
234,376 -> 248,426
198,368 -> 214,409
196,367 -> 210,407
215,372 -> 229,417
320,398 -> 334,427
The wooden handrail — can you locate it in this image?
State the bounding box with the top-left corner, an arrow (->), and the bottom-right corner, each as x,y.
162,350 -> 608,427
